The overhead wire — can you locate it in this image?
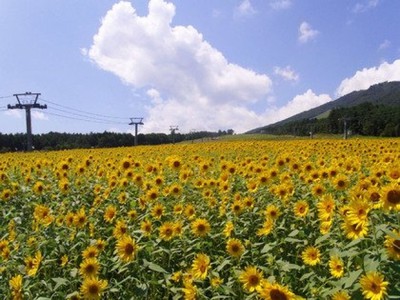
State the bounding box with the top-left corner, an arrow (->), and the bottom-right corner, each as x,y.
44,111 -> 127,125
39,97 -> 130,120
46,106 -> 127,125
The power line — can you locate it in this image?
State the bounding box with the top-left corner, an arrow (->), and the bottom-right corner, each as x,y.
44,111 -> 126,125
0,95 -> 13,99
47,107 -> 126,124
40,97 -> 129,120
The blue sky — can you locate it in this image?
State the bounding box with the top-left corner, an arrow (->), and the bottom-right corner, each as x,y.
1,0 -> 399,135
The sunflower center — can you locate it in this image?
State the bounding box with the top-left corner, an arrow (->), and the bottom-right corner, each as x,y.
88,283 -> 99,294
197,224 -> 206,232
125,243 -> 134,255
270,289 -> 288,300
231,244 -> 240,253
370,282 -> 380,293
393,240 -> 400,253
370,192 -> 380,203
85,264 -> 95,273
387,190 -> 400,204
249,275 -> 260,286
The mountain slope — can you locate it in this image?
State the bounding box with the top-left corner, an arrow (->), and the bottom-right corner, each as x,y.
247,81 -> 400,134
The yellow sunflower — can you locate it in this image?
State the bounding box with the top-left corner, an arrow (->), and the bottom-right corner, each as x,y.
159,221 -> 175,241
381,184 -> 400,210
258,280 -> 295,300
191,253 -> 210,280
113,219 -> 128,239
82,245 -> 99,259
116,235 -> 138,262
223,221 -> 234,237
80,277 -> 108,300
9,274 -> 23,299
257,218 -> 274,236
226,238 -> 245,258
103,205 -> 117,223
384,229 -> 400,260
330,290 -> 351,300
79,258 -> 100,278
359,272 -> 388,300
33,181 -> 45,195
341,218 -> 368,240
191,218 -> 211,237
140,219 -> 152,236
151,203 -> 165,219
265,204 -> 280,220
329,255 -> 344,278
239,266 -> 263,293
293,200 -> 309,218
301,246 -> 321,266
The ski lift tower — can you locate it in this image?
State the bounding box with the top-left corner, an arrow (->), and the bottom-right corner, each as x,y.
129,117 -> 144,146
170,126 -> 179,144
7,92 -> 47,151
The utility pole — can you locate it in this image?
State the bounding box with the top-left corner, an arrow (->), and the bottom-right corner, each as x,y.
8,92 -> 47,151
170,125 -> 179,144
129,117 -> 144,146
339,117 -> 352,140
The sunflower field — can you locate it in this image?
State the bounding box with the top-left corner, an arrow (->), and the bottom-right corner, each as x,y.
0,138 -> 399,300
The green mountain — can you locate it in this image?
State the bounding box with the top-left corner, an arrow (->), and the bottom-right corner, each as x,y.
247,81 -> 400,134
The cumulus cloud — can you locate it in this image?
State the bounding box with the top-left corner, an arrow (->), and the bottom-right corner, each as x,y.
32,111 -> 49,121
4,110 -> 22,118
298,22 -> 319,43
378,39 -> 391,51
336,59 -> 400,96
234,0 -> 257,18
263,89 -> 332,124
269,0 -> 292,10
86,0 -> 271,133
274,66 -> 299,81
353,0 -> 380,13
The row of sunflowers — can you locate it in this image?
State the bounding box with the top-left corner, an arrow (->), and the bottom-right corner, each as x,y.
0,138 -> 399,299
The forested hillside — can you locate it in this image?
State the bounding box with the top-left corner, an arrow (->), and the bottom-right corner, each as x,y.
248,81 -> 400,135
0,130 -> 234,152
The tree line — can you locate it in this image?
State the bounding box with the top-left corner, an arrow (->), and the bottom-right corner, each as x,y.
259,102 -> 400,137
0,129 -> 234,152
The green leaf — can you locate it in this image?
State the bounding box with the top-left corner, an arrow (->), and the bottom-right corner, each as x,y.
284,237 -> 303,243
300,272 -> 314,281
216,259 -> 230,272
363,255 -> 379,272
315,233 -> 331,245
288,229 -> 299,237
52,277 -> 68,290
343,238 -> 362,249
344,269 -> 363,289
261,243 -> 274,254
144,260 -> 168,273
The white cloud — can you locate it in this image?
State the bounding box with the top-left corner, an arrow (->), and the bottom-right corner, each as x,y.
32,111 -> 49,121
298,22 -> 319,43
269,0 -> 292,10
378,39 -> 391,51
353,0 -> 380,13
86,0 -> 272,133
4,110 -> 22,118
274,66 -> 299,81
336,59 -> 400,96
263,90 -> 332,124
234,0 -> 256,18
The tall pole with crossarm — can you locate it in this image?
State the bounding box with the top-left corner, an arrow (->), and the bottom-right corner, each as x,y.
129,117 -> 144,146
8,92 -> 47,151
